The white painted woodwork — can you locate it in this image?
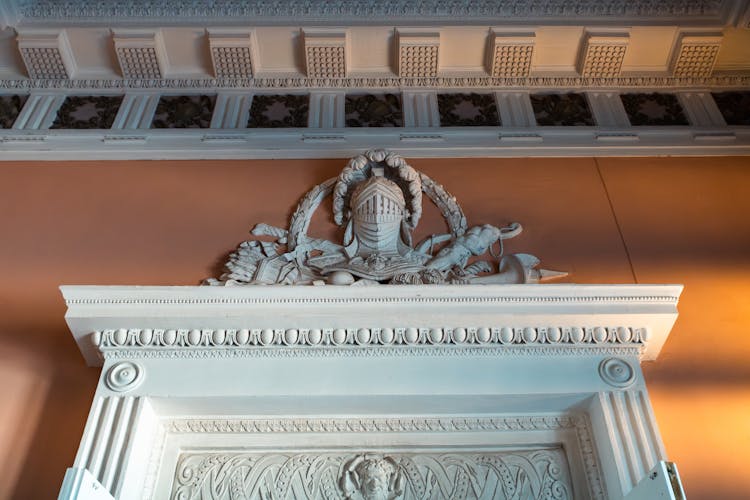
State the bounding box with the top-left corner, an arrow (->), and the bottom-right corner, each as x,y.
210,92 -> 252,129
586,92 -> 631,129
402,91 -> 439,128
110,93 -> 160,130
678,91 -> 727,127
12,93 -> 64,129
308,91 -> 345,128
495,91 -> 536,127
58,284 -> 683,499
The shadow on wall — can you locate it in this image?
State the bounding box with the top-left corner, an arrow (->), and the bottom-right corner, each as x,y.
0,347 -> 51,499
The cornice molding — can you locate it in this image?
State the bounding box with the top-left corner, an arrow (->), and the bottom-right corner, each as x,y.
18,0 -> 732,27
165,414 -> 582,434
61,284 -> 681,365
2,75 -> 750,91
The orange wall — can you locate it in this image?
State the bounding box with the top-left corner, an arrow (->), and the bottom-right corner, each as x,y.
0,156 -> 748,499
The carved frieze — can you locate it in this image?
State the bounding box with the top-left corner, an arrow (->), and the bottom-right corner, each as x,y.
172,449 -> 573,499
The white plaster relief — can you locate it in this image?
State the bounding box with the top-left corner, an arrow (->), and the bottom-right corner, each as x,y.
11,92 -> 64,129
155,413 -> 604,500
585,91 -> 631,128
93,325 -> 648,351
308,91 -> 345,128
209,93 -> 252,129
110,93 -> 160,129
208,149 -> 565,286
589,391 -> 666,497
73,396 -> 146,494
402,91 -> 440,127
166,414 -> 583,435
495,91 -> 536,127
171,449 -> 573,499
2,75 -> 750,91
105,361 -> 143,392
677,91 -> 727,126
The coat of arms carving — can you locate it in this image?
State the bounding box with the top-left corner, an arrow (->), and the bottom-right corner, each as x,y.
208,149 -> 564,286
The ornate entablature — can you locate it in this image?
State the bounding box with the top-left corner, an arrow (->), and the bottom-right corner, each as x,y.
208,150 -> 565,287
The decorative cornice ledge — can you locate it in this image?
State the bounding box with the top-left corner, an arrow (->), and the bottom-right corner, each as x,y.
2,75 -> 750,91
18,0 -> 729,28
61,284 -> 682,365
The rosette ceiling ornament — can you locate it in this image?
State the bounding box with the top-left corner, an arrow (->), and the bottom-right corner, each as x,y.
209,149 -> 565,286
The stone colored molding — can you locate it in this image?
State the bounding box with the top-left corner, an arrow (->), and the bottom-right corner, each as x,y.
206,29 -> 255,79
16,30 -> 74,79
112,29 -> 164,79
487,31 -> 535,78
304,30 -> 348,79
671,31 -> 723,78
19,0 -> 738,26
397,31 -> 440,78
579,32 -> 630,78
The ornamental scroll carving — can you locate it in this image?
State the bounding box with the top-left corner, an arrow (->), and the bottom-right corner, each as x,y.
207,149 -> 564,286
171,449 -> 572,500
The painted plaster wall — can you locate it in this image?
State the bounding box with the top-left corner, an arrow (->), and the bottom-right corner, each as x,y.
0,156 -> 748,499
